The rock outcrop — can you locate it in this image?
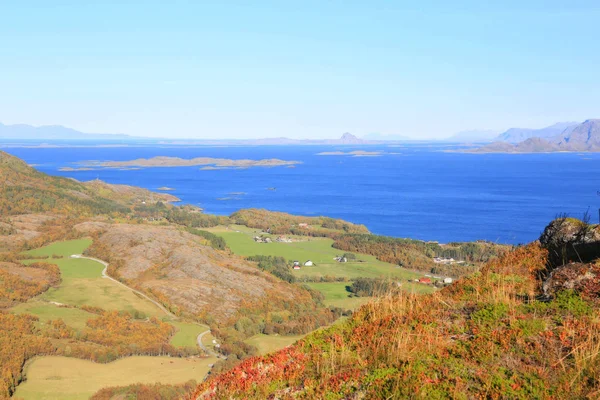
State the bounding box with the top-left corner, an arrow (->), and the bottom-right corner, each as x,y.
543,262 -> 600,300
539,217 -> 600,268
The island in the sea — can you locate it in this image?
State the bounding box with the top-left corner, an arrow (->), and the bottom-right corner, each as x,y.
317,150 -> 383,156
71,156 -> 302,170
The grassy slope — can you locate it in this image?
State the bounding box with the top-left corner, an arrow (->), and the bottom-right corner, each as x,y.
10,239 -> 214,399
304,282 -> 372,309
10,302 -> 96,330
205,226 -> 433,312
26,239 -> 93,258
206,226 -> 426,282
21,239 -> 164,319
245,334 -> 306,355
193,244 -> 600,399
13,355 -> 216,400
170,321 -> 209,348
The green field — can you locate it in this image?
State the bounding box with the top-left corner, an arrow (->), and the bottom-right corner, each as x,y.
206,226 -> 424,281
13,355 -> 217,400
9,239 -> 217,399
19,239 -> 165,318
245,334 -> 305,355
305,282 -> 372,309
26,238 -> 93,258
170,321 -> 208,348
10,301 -> 96,330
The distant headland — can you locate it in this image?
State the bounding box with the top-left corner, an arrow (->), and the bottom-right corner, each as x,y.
465,119 -> 600,153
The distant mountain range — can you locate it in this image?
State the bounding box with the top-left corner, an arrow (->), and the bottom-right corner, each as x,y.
470,119 -> 600,153
0,123 -> 376,145
444,130 -> 500,143
162,132 -> 372,146
1,121 -> 597,149
362,133 -> 413,141
494,122 -> 579,143
0,122 -> 132,140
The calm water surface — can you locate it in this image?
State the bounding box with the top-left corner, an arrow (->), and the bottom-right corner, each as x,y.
6,143 -> 600,244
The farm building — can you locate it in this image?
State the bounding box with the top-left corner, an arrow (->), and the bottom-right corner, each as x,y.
304,260 -> 314,266
418,277 -> 432,285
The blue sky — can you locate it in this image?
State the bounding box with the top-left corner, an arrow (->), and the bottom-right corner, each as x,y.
1,1 -> 599,139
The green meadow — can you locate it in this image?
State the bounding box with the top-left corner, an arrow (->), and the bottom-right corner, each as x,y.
11,239 -> 217,399
26,238 -> 93,258
21,239 -> 164,318
169,321 -> 209,348
13,355 -> 216,400
11,301 -> 96,330
245,334 -> 305,355
206,225 -> 424,281
304,282 -> 372,309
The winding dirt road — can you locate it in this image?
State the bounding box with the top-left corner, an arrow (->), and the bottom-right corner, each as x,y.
71,254 -> 223,358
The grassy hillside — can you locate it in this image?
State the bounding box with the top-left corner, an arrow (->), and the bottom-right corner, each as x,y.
1,238 -> 209,399
0,150 -> 174,217
191,240 -> 600,399
206,226 -> 424,281
230,208 -> 370,238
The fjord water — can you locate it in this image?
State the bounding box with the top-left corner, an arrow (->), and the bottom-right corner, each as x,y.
7,143 -> 600,244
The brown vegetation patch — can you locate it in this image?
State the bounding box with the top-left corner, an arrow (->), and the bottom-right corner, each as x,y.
86,223 -> 315,323
192,244 -> 600,399
0,262 -> 61,308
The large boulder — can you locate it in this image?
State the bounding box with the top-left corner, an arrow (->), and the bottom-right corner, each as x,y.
539,218 -> 600,268
543,262 -> 600,300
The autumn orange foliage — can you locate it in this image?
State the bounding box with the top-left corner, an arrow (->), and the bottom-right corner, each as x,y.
191,244 -> 600,399
42,311 -> 198,362
0,262 -> 60,307
0,313 -> 53,399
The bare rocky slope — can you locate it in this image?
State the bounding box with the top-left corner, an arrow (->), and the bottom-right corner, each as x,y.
82,223 -> 317,324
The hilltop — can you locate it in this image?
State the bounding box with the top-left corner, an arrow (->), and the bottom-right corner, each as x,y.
0,150 -> 176,217
191,217 -> 600,399
469,119 -> 600,153
494,122 -> 578,143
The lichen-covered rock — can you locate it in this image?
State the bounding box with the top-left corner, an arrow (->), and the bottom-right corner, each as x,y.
543,262 -> 600,300
539,218 -> 600,268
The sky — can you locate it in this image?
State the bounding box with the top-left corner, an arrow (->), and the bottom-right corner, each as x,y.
1,1 -> 599,140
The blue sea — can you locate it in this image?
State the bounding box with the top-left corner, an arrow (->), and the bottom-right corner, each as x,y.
4,142 -> 600,245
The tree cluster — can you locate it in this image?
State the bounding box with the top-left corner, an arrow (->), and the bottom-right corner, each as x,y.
348,278 -> 398,297
246,255 -> 295,283
333,234 -> 507,277
230,209 -> 369,239
186,228 -> 229,251
91,380 -> 198,400
0,313 -> 53,398
0,262 -> 61,307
